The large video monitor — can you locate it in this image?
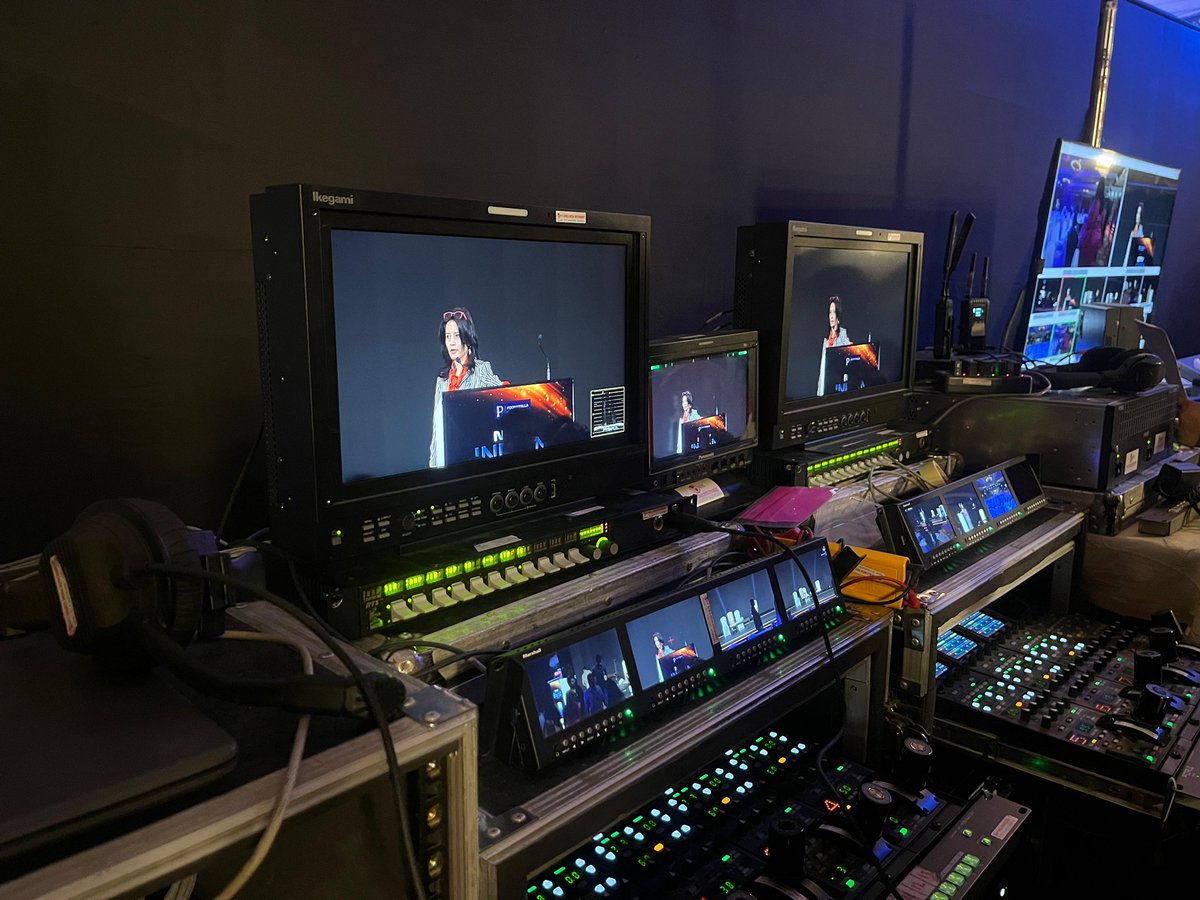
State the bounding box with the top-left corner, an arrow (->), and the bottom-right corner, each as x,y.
647,329 -> 758,487
1020,140 -> 1182,364
251,185 -> 649,564
734,221 -> 923,450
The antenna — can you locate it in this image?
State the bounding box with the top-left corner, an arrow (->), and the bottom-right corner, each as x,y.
980,256 -> 990,298
935,210 -> 975,359
965,252 -> 977,300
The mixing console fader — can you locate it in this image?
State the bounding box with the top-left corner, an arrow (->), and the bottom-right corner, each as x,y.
936,607 -> 1200,807
526,729 -> 1026,899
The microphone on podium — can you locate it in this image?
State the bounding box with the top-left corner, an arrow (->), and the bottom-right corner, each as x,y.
538,333 -> 551,379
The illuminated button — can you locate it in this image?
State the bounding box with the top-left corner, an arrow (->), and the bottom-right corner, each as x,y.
604,852 -> 616,863
605,878 -> 617,888
585,864 -> 596,875
947,871 -> 966,886
536,557 -> 561,574
503,565 -> 529,584
486,571 -> 510,590
962,854 -> 980,868
954,863 -> 972,877
391,601 -> 418,622
552,551 -> 575,569
543,880 -> 553,889
448,581 -> 476,601
567,548 -> 590,565
553,889 -> 564,898
938,883 -> 958,896
518,560 -> 545,579
468,575 -> 495,595
931,893 -> 950,900
575,859 -> 585,868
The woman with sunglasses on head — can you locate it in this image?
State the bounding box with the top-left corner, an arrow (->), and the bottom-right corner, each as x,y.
429,307 -> 503,467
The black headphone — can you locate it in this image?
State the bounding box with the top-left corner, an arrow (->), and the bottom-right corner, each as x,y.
3,499 -> 404,718
1038,346 -> 1164,392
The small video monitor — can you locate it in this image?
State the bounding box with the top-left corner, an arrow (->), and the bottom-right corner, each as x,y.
772,540 -> 840,620
625,595 -> 716,689
900,496 -> 956,555
974,471 -> 1019,518
524,628 -> 634,739
934,661 -> 950,680
648,330 -> 758,481
942,483 -> 989,538
698,569 -> 780,652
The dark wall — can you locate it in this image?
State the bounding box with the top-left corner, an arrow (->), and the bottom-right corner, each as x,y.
2,1 -> 1197,558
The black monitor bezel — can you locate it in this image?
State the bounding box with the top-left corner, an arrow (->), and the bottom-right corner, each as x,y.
736,221 -> 923,450
646,329 -> 759,477
251,184 -> 650,564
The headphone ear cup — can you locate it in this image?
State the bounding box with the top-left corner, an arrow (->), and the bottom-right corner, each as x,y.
41,499 -> 203,653
1113,351 -> 1164,392
1073,345 -> 1131,373
114,499 -> 204,647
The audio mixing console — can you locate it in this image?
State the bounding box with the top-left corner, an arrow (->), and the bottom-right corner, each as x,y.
935,607 -> 1200,810
526,728 -> 1027,899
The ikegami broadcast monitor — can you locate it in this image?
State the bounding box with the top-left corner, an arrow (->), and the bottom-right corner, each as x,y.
251,184 -> 649,564
733,221 -> 923,450
1021,139 -> 1182,364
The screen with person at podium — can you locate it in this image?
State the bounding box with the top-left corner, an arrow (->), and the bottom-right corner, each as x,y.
698,569 -> 780,652
626,595 -> 716,688
649,350 -> 751,469
327,227 -> 631,482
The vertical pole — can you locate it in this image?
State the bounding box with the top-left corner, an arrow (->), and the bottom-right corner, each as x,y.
1085,0 -> 1119,149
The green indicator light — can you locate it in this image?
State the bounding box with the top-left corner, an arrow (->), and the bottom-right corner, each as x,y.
845,879 -> 856,889
1166,721 -> 1175,728
499,548 -> 516,563
721,854 -> 732,863
482,553 -> 497,567
444,563 -> 461,579
624,708 -> 634,718
610,831 -> 619,838
899,826 -> 909,836
579,524 -> 606,540
516,545 -> 530,558
708,668 -> 716,676
1146,754 -> 1156,763
784,806 -> 793,813
650,364 -> 662,370
425,568 -> 442,584
404,574 -> 425,590
554,867 -> 566,876
738,350 -> 748,356
1030,756 -> 1048,770
383,580 -> 403,596
463,559 -> 476,572
633,815 -> 643,823
527,887 -> 537,894
334,529 -> 343,537
836,764 -> 845,771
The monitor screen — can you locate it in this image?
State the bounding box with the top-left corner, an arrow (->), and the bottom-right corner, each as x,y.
1022,141 -> 1182,363
900,496 -> 956,556
698,569 -> 780,651
943,483 -> 989,537
786,246 -> 910,401
734,222 -> 922,450
524,628 -> 634,739
772,541 -> 839,620
648,331 -> 757,474
973,471 -> 1018,518
330,227 -> 629,479
250,185 -> 649,564
625,595 -> 716,688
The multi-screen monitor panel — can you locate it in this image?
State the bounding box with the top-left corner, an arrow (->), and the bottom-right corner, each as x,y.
785,243 -> 912,403
900,470 -> 1020,555
649,346 -> 752,471
328,226 -> 632,483
503,540 -> 843,762
1023,140 -> 1182,364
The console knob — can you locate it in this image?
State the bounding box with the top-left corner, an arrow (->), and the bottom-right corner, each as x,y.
1134,650 -> 1163,688
766,817 -> 806,882
894,736 -> 934,794
519,486 -> 534,505
851,782 -> 893,841
1135,684 -> 1172,726
1149,628 -> 1179,664
504,490 -> 520,510
533,483 -> 549,502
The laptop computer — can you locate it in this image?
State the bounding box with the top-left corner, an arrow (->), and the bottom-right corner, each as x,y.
1135,319 -> 1200,392
0,632 -> 238,872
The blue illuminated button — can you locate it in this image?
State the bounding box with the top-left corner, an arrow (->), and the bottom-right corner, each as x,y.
681,825 -> 692,835
543,880 -> 553,889
594,845 -> 605,856
585,865 -> 596,875
633,832 -> 645,842
605,877 -> 617,888
671,830 -> 681,839
575,859 -> 585,868
604,851 -> 616,863
594,887 -> 606,896
623,827 -> 634,835
553,889 -> 564,898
